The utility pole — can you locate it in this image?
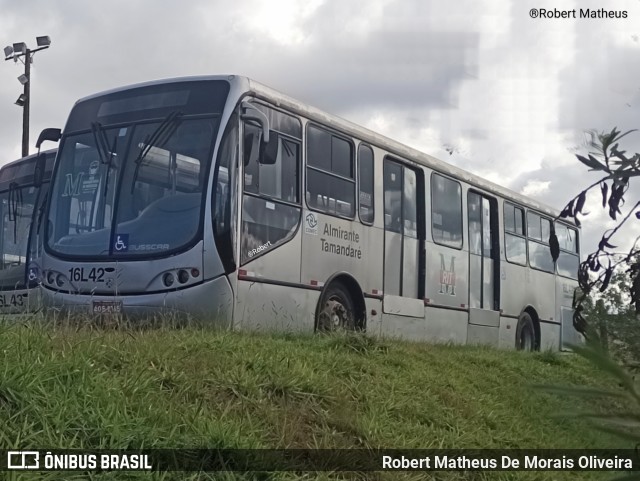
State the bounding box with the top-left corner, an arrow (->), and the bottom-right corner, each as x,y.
4,37 -> 51,157
22,48 -> 31,157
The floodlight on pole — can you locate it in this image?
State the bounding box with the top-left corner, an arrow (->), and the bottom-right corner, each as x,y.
12,42 -> 26,55
3,36 -> 52,157
36,36 -> 51,47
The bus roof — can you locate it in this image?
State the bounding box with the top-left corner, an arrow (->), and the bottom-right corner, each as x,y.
71,75 -> 572,223
0,148 -> 57,171
0,149 -> 56,190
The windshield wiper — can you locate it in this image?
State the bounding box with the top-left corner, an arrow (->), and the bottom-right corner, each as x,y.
88,123 -> 120,233
8,182 -> 23,246
91,122 -> 111,165
102,133 -> 120,200
89,122 -> 120,201
130,111 -> 183,193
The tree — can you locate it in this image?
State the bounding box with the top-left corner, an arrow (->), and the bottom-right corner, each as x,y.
544,133 -> 640,452
580,265 -> 640,366
551,128 -> 640,338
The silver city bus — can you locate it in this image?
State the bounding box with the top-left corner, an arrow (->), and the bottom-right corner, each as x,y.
0,149 -> 56,315
38,75 -> 580,349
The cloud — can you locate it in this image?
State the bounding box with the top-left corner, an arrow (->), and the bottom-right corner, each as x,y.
1,0 -> 638,259
521,180 -> 551,197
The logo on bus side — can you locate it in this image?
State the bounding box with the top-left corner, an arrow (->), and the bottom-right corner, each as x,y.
305,212 -> 318,236
439,254 -> 456,296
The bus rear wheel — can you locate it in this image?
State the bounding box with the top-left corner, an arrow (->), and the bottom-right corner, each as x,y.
316,283 -> 356,332
516,312 -> 536,351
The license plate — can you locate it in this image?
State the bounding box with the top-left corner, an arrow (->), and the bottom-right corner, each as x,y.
92,300 -> 123,314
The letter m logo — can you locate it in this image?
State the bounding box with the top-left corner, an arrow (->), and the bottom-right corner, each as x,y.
62,173 -> 84,197
439,253 -> 457,295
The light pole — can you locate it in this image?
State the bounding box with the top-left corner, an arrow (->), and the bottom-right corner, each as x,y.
4,36 -> 51,157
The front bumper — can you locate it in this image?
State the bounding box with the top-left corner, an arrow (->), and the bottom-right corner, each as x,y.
41,275 -> 234,326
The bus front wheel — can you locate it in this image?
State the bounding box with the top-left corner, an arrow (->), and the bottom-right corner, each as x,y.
516,312 -> 536,351
316,283 -> 356,332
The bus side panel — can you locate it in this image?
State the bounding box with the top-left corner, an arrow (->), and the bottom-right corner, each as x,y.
500,263 -> 560,350
525,269 -> 556,323
300,211 -> 381,298
235,279 -> 318,332
365,296 -> 383,337
501,263 -> 555,322
380,310 -> 427,341
425,307 -> 468,344
0,287 -> 38,315
500,263 -> 526,317
467,323 -> 500,348
540,322 -> 561,351
498,316 -> 517,349
235,223 -> 304,329
424,242 -> 468,310
381,307 -> 468,343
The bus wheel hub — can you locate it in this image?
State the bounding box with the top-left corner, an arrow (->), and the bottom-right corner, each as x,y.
319,299 -> 351,331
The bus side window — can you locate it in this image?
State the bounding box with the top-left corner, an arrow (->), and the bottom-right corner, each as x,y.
358,144 -> 374,224
241,119 -> 302,265
431,173 -> 462,249
555,223 -> 579,279
504,202 -> 526,265
383,161 -> 402,233
527,212 -> 554,273
306,124 -> 355,219
527,212 -> 541,240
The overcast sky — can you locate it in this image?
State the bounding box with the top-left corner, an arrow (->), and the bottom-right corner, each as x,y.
1,0 -> 638,257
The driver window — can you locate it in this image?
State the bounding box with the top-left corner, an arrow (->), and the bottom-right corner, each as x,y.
240,106 -> 301,265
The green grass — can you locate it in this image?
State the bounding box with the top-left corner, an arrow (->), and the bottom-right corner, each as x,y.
0,323 -> 632,480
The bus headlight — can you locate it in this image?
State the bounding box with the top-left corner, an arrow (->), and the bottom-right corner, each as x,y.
55,274 -> 66,288
177,269 -> 189,284
46,270 -> 56,285
163,273 -> 175,287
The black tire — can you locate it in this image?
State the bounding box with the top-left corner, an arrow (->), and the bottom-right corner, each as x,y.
316,283 -> 356,332
516,312 -> 536,351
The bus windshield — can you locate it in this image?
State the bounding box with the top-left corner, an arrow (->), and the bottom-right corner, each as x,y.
47,80 -> 229,258
0,186 -> 38,289
0,151 -> 55,290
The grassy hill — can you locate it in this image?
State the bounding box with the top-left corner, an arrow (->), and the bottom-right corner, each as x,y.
0,323 -> 632,480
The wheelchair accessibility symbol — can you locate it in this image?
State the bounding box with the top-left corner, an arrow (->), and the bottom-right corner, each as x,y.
28,268 -> 38,281
114,234 -> 129,252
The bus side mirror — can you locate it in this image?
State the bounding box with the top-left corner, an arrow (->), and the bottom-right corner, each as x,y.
36,128 -> 61,149
240,102 -> 278,165
260,130 -> 279,165
240,102 -> 270,143
34,152 -> 46,187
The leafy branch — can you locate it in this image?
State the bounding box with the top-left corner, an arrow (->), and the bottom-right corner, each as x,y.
551,127 -> 640,336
